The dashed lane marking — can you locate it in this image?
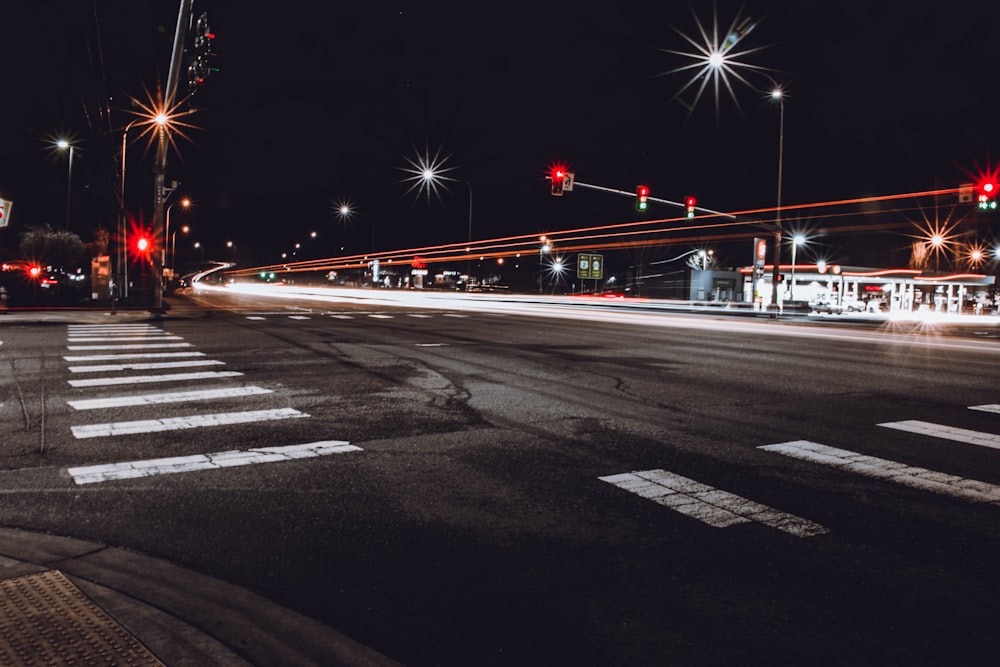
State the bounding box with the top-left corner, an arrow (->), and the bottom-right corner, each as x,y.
67,386 -> 273,411
407,314 -> 432,318
66,440 -> 360,484
368,314 -> 394,319
68,370 -> 243,388
289,315 -> 311,320
878,420 -> 1000,451
246,316 -> 266,320
67,359 -> 225,373
70,407 -> 309,439
599,469 -> 828,537
329,314 -> 354,319
759,440 -> 1000,505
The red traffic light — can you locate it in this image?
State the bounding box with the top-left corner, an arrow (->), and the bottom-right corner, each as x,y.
636,185 -> 649,212
685,195 -> 696,219
136,237 -> 150,252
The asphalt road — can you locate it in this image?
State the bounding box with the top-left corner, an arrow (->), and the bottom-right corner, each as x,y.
2,287 -> 1000,665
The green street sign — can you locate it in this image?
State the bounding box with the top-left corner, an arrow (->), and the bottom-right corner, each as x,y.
577,253 -> 604,279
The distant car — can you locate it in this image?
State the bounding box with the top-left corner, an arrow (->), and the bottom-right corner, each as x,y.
809,296 -> 840,314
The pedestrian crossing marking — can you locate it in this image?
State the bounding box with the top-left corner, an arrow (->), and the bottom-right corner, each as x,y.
68,359 -> 225,373
68,386 -> 273,411
68,370 -> 244,388
67,335 -> 184,343
971,404 -> 1000,415
67,343 -> 193,351
599,469 -> 828,537
64,352 -> 206,362
878,420 -> 1000,451
70,407 -> 308,439
759,440 -> 1000,505
66,440 -> 361,484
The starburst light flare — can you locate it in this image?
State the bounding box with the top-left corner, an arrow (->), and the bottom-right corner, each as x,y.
400,145 -> 457,205
660,5 -> 773,117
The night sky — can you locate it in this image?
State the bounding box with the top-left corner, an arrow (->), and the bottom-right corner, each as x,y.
1,0 -> 997,268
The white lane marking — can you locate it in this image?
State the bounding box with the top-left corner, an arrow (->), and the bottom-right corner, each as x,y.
68,359 -> 225,373
67,343 -> 193,351
599,469 -> 828,537
759,440 -> 1000,505
69,370 -> 243,388
443,313 -> 468,318
971,404 -> 1000,415
415,343 -> 448,347
408,314 -> 432,318
67,325 -> 161,331
67,335 -> 183,343
67,440 -> 360,484
878,420 -> 1000,451
71,407 -> 309,439
368,314 -> 394,319
289,315 -> 311,320
68,386 -> 274,410
64,352 -> 205,362
329,315 -> 353,319
246,316 -> 266,320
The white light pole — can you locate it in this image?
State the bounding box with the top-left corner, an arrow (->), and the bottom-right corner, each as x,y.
790,234 -> 805,300
769,86 -> 785,311
55,139 -> 74,229
165,198 -> 190,277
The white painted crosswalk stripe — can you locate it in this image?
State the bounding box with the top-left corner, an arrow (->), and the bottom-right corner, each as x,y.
67,342 -> 193,351
70,407 -> 309,439
759,440 -> 1000,505
68,370 -> 243,388
971,404 -> 1000,415
599,469 -> 828,537
67,359 -> 225,373
66,440 -> 361,484
67,386 -> 274,410
68,335 -> 184,342
878,420 -> 1000,451
64,351 -> 205,362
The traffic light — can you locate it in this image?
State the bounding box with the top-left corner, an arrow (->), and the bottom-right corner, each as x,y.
685,195 -> 697,219
550,168 -> 566,196
978,180 -> 998,212
28,265 -> 42,279
187,12 -> 218,94
636,185 -> 649,212
133,235 -> 153,262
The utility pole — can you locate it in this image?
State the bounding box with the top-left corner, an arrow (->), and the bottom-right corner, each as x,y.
152,0 -> 194,311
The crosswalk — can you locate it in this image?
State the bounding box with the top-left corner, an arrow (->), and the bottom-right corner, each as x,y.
62,324 -> 327,483
602,403 -> 1000,537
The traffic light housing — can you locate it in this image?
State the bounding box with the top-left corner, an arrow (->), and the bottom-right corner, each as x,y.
685,196 -> 696,219
978,180 -> 997,212
636,185 -> 649,212
550,168 -> 566,196
187,12 -> 218,94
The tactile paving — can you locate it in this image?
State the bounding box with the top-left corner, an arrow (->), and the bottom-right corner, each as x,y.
0,569 -> 164,666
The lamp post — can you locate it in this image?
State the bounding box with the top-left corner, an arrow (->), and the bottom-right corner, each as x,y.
171,224 -> 190,273
55,139 -> 74,230
227,240 -> 236,262
769,87 -> 785,311
165,198 -> 190,277
538,236 -> 551,293
790,234 -> 805,300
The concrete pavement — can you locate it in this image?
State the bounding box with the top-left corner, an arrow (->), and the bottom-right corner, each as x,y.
0,307 -> 403,666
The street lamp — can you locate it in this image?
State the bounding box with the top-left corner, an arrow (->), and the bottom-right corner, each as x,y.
226,240 -> 236,261
539,236 -> 551,293
55,139 -> 74,229
790,233 -> 805,300
769,86 -> 785,310
165,198 -> 190,276
171,224 -> 190,272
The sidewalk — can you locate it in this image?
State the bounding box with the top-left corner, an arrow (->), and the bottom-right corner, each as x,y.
0,307 -> 403,666
0,527 -> 402,666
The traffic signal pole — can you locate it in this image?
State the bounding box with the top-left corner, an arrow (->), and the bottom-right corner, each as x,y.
567,180 -> 736,220
151,0 -> 194,311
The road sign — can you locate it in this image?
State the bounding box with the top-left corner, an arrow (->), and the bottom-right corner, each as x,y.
577,253 -> 603,279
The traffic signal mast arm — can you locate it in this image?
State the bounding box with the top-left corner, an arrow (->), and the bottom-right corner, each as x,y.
568,179 -> 737,220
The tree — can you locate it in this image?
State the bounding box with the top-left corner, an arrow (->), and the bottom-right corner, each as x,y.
19,226 -> 86,270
